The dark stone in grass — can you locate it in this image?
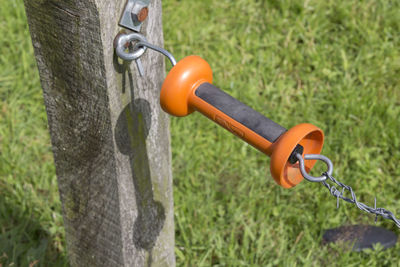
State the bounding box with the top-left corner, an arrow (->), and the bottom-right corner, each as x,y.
322,225 -> 397,252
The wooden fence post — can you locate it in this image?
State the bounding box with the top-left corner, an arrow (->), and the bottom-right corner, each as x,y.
24,0 -> 175,266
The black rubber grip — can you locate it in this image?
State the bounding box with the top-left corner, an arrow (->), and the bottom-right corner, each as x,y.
195,83 -> 287,143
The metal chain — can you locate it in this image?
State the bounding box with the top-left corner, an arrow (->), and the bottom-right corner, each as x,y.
321,172 -> 400,228
296,153 -> 400,228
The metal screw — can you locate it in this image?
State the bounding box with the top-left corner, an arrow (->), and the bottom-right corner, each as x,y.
131,2 -> 149,24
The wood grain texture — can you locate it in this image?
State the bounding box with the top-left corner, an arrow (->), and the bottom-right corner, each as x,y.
24,0 -> 175,266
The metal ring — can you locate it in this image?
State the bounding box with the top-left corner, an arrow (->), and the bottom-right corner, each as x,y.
295,153 -> 333,182
115,33 -> 147,61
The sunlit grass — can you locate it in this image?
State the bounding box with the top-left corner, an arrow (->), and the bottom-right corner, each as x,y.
164,0 -> 400,266
0,0 -> 66,266
1,0 -> 399,266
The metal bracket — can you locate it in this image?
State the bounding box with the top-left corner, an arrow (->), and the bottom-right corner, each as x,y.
119,0 -> 150,32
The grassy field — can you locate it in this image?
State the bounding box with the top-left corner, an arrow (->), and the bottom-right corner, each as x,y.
1,0 -> 399,266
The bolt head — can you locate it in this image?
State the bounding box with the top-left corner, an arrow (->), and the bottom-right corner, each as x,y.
131,2 -> 149,24
137,7 -> 148,22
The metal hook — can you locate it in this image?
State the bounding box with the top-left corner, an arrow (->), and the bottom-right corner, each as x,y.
115,32 -> 177,68
115,32 -> 147,61
133,40 -> 177,66
295,153 -> 333,182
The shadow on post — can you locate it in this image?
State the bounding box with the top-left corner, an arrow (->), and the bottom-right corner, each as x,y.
113,52 -> 165,265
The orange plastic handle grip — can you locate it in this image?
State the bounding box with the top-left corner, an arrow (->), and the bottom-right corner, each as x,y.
160,56 -> 324,188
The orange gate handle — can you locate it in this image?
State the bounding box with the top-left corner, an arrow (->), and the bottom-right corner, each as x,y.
160,56 -> 324,188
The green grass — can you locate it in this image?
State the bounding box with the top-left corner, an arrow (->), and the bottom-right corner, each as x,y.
0,0 -> 66,266
1,0 -> 399,266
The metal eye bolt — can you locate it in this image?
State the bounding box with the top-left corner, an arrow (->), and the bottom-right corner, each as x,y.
115,32 -> 147,61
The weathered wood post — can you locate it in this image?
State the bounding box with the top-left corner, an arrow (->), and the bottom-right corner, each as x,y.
24,0 -> 175,266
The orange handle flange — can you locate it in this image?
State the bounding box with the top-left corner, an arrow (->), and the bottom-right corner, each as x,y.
160,55 -> 324,188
